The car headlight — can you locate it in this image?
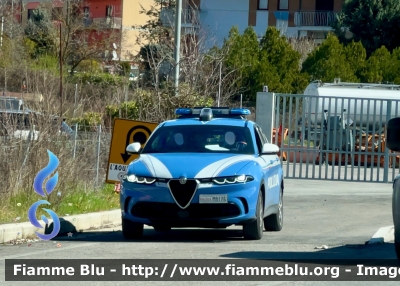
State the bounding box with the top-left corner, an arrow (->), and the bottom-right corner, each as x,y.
123,174 -> 156,184
212,175 -> 254,185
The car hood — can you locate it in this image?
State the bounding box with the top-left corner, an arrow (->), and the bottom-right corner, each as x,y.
129,153 -> 255,179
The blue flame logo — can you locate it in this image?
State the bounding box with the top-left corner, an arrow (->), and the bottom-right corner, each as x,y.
33,150 -> 59,197
28,150 -> 61,240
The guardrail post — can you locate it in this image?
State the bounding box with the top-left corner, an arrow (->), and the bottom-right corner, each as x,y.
256,92 -> 276,143
384,100 -> 392,183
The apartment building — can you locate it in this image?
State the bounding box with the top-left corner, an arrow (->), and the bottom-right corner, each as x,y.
257,0 -> 344,41
160,0 -> 344,49
5,0 -> 151,61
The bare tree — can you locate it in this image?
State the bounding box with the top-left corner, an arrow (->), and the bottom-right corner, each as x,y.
24,0 -> 121,74
287,36 -> 317,69
0,0 -> 26,94
133,0 -> 245,121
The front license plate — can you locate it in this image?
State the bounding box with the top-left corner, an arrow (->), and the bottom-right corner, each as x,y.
199,194 -> 228,204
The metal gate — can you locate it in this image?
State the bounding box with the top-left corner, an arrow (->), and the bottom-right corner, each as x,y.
273,93 -> 400,183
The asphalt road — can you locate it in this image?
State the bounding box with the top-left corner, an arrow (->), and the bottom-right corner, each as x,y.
0,179 -> 398,286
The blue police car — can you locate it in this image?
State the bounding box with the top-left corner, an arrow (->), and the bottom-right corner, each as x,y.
120,107 -> 284,240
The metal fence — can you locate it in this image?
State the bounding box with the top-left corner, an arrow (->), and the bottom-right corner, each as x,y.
272,94 -> 400,183
70,124 -> 112,186
0,124 -> 112,187
294,11 -> 336,27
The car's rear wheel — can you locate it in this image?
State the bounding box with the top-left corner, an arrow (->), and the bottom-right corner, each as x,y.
264,187 -> 283,231
122,218 -> 143,239
153,225 -> 171,232
243,191 -> 263,240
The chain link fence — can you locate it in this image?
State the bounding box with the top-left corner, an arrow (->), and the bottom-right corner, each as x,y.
69,124 -> 112,186
0,123 -> 113,198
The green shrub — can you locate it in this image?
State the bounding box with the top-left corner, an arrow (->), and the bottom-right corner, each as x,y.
70,112 -> 103,131
119,61 -> 131,76
76,59 -> 102,73
30,54 -> 59,71
69,72 -> 126,87
106,101 -> 139,121
105,104 -> 119,118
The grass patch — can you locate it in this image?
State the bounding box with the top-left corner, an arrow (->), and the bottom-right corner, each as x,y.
0,184 -> 119,225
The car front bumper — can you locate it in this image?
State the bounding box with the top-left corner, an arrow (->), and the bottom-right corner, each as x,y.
120,180 -> 260,227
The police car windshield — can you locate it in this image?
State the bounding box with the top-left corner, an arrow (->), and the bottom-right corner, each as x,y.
142,125 -> 255,154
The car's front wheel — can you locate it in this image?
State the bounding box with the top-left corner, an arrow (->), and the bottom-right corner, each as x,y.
243,191 -> 263,240
122,219 -> 143,239
393,178 -> 400,261
264,187 -> 283,231
395,232 -> 400,260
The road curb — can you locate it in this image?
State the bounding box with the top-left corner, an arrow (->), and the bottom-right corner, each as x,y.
0,209 -> 121,244
367,226 -> 394,244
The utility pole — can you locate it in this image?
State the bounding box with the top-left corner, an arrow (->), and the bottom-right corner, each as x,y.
173,0 -> 182,96
1,16 -> 3,47
10,0 -> 13,38
218,61 -> 222,106
59,23 -> 63,120
1,15 -> 4,95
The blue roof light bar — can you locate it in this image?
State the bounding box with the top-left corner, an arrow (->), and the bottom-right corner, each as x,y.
175,108 -> 192,115
192,108 -> 229,115
230,108 -> 251,115
175,107 -> 251,117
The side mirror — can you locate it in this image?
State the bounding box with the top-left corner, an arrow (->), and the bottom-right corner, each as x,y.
261,143 -> 280,155
126,142 -> 141,154
387,118 -> 400,151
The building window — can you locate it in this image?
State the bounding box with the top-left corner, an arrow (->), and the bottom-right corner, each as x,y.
278,0 -> 288,10
106,5 -> 113,17
27,9 -> 36,20
258,0 -> 268,10
83,7 -> 90,18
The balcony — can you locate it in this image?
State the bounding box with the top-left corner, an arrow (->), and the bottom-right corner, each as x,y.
294,11 -> 336,27
160,8 -> 200,30
83,17 -> 122,29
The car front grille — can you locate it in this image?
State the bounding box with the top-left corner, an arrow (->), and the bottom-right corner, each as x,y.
168,179 -> 198,208
131,202 -> 241,220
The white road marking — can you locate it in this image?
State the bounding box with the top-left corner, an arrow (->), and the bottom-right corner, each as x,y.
1,242 -> 99,259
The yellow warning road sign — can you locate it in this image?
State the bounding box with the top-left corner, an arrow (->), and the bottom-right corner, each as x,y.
106,118 -> 158,184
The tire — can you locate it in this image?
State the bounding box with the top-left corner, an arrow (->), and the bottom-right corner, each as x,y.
264,187 -> 283,231
153,225 -> 171,232
395,236 -> 400,261
393,178 -> 400,261
122,218 -> 143,239
243,191 -> 264,240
